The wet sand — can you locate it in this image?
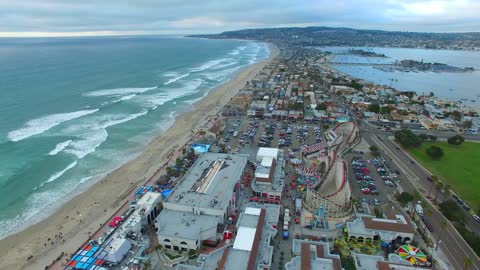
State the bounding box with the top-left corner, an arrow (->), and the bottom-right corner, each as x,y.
0,43 -> 279,270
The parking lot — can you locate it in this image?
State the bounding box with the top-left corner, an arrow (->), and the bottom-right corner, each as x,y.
219,117 -> 324,159
347,153 -> 398,216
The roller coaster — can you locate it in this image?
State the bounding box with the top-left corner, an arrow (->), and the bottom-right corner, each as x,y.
304,121 -> 359,218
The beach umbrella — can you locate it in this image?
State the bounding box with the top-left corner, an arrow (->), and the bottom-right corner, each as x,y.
397,245 -> 428,266
108,221 -> 117,228
113,216 -> 122,222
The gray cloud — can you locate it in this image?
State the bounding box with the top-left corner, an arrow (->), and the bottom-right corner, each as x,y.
0,0 -> 478,36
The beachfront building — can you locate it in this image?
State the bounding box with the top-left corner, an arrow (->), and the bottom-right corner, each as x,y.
251,147 -> 286,202
136,191 -> 162,225
346,214 -> 415,244
285,240 -> 342,270
155,153 -> 248,251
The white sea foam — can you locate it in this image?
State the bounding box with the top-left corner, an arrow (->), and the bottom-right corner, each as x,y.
164,72 -> 191,85
64,129 -> 108,159
62,111 -> 148,159
84,87 -> 157,97
141,79 -> 203,107
48,140 -> 73,156
229,50 -> 239,56
113,94 -> 137,102
212,61 -> 238,69
190,58 -> 228,72
7,109 -> 99,142
34,160 -> 78,190
46,161 -> 78,184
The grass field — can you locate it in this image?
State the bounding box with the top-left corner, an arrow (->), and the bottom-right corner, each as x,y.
409,141 -> 480,210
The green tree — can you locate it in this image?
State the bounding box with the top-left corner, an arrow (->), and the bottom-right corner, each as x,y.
439,199 -> 465,223
451,111 -> 463,122
397,192 -> 414,207
426,145 -> 444,160
427,134 -> 437,142
348,80 -> 364,91
175,157 -> 184,167
367,104 -> 380,113
380,106 -> 391,114
316,102 -> 327,111
434,181 -> 444,202
369,145 -> 381,157
448,134 -> 465,145
463,256 -> 474,270
428,175 -> 438,197
394,129 -> 422,148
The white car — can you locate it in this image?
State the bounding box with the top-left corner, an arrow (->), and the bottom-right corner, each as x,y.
473,215 -> 480,222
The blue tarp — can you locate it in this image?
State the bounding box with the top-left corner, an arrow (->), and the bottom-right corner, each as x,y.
191,143 -> 211,154
161,189 -> 173,198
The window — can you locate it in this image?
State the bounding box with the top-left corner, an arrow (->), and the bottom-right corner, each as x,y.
180,241 -> 187,246
165,245 -> 171,249
164,239 -> 171,242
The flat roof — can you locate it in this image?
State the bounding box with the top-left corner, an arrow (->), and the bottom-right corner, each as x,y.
233,227 -> 257,251
257,147 -> 279,160
164,153 -> 247,211
245,207 -> 261,216
221,204 -> 280,270
252,150 -> 285,193
261,156 -> 274,167
137,191 -> 161,206
347,215 -> 414,241
156,209 -> 220,240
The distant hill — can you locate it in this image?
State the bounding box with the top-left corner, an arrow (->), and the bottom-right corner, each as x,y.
188,26 -> 480,50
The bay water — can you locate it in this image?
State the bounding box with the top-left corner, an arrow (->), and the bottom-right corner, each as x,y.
319,46 -> 480,109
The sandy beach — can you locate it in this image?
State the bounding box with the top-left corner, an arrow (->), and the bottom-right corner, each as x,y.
0,43 -> 279,270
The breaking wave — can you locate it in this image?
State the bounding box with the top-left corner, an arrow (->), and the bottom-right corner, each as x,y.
7,109 -> 99,142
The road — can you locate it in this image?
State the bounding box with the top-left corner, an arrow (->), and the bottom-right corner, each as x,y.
362,124 -> 480,270
330,95 -> 480,269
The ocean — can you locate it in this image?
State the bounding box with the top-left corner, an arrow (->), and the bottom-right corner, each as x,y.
0,36 -> 269,239
318,46 -> 480,109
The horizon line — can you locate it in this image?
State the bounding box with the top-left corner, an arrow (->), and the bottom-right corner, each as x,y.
1,26 -> 480,38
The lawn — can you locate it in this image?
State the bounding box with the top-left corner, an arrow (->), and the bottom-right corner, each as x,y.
409,141 -> 480,210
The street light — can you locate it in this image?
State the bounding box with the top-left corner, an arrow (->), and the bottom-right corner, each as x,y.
435,240 -> 443,251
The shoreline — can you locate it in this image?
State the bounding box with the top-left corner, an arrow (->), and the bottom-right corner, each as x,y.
0,42 -> 279,270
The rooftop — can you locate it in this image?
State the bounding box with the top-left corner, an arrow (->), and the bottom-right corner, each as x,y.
286,240 -> 341,270
219,204 -> 280,270
156,209 -> 220,240
252,150 -> 285,194
347,215 -> 414,240
164,153 -> 247,212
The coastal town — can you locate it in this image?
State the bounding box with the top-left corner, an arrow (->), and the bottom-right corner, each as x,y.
18,44 -> 478,270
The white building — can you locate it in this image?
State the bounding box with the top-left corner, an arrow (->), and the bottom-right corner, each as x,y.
252,147 -> 285,200
155,153 -> 247,251
104,238 -> 131,263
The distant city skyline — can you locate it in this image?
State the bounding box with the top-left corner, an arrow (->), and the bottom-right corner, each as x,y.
0,0 -> 479,37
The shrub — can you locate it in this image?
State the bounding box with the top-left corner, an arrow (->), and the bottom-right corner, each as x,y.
439,200 -> 465,223
426,145 -> 444,160
447,135 -> 465,145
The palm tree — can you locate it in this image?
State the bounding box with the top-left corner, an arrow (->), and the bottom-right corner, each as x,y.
463,256 -> 473,270
434,181 -> 444,203
442,184 -> 452,201
428,175 -> 438,197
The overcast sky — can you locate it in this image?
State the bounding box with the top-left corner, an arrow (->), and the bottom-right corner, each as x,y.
0,0 -> 479,37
